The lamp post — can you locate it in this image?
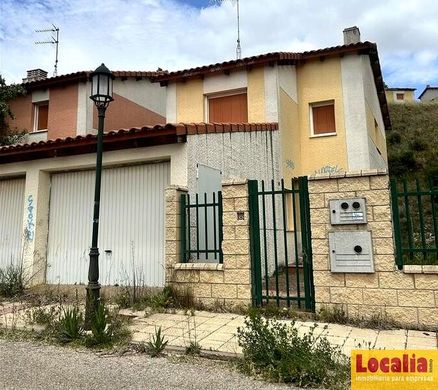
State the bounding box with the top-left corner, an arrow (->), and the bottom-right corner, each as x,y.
85,63 -> 114,323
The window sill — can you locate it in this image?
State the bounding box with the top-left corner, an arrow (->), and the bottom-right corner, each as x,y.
310,132 -> 337,139
403,265 -> 438,274
32,129 -> 48,134
174,263 -> 223,271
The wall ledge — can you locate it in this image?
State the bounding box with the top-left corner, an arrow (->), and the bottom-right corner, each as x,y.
308,168 -> 388,181
404,264 -> 438,274
174,263 -> 224,271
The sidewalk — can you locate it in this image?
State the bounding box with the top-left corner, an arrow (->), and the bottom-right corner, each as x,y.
127,310 -> 438,356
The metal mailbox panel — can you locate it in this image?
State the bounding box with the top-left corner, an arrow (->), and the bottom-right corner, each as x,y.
329,231 -> 374,273
329,198 -> 367,225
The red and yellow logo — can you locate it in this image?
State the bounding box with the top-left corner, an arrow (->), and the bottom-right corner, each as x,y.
352,350 -> 438,389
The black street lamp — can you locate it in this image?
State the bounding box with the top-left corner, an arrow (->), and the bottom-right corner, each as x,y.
85,63 -> 114,324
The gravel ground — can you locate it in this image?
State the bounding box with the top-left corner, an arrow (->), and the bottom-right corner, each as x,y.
0,340 -> 295,390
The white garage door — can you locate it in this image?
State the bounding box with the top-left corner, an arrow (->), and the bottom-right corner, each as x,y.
46,162 -> 169,286
0,178 -> 25,268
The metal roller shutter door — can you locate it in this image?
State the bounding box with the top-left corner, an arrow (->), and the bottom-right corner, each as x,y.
0,178 -> 25,268
46,162 -> 169,286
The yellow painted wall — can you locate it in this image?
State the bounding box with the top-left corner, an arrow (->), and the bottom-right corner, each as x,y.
176,79 -> 204,122
296,58 -> 348,175
385,90 -> 416,104
366,104 -> 388,161
247,68 -> 265,122
279,88 -> 301,180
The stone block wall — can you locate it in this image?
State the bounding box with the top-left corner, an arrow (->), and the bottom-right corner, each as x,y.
165,180 -> 252,309
309,170 -> 438,328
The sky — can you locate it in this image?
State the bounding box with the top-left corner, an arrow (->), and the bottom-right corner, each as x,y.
1,0 -> 437,97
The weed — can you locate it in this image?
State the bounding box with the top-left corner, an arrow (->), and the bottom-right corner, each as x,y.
57,307 -> 83,343
237,312 -> 349,389
316,305 -> 349,324
85,303 -> 112,347
185,340 -> 201,356
0,265 -> 25,298
27,306 -> 58,326
146,326 -> 168,357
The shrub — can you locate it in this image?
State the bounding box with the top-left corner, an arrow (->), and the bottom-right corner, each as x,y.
0,265 -> 25,297
57,307 -> 83,343
85,303 -> 112,347
237,312 -> 349,388
147,326 -> 168,357
185,341 -> 201,356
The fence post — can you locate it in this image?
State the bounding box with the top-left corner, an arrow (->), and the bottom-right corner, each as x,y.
248,180 -> 262,306
390,178 -> 404,270
180,193 -> 187,263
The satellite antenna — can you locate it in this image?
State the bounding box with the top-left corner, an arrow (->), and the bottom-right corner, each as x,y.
35,24 -> 60,76
212,0 -> 241,59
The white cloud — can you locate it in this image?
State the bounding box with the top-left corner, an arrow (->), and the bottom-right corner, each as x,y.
1,0 -> 437,93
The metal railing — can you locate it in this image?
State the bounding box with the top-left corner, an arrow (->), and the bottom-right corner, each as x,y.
390,177 -> 438,268
180,192 -> 223,263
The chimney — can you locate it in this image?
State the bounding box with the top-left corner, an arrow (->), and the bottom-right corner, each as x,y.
343,26 -> 361,45
22,69 -> 48,83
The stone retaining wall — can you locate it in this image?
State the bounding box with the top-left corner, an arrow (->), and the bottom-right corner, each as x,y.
165,181 -> 252,309
309,170 -> 438,328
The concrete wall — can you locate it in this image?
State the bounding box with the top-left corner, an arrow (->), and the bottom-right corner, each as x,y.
165,181 -> 252,309
309,170 -> 438,329
186,130 -> 280,194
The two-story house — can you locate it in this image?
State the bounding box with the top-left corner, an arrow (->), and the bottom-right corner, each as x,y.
0,27 -> 391,290
7,68 -> 166,142
385,87 -> 416,104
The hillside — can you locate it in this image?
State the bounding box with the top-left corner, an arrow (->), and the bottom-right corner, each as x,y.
387,103 -> 438,179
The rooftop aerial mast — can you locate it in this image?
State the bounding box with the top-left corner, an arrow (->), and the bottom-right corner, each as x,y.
35,24 -> 60,76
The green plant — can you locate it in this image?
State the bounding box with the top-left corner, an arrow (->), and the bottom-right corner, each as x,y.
237,312 -> 349,389
149,287 -> 173,310
27,306 -> 58,326
147,326 -> 168,357
185,340 -> 201,356
316,305 -> 349,324
0,265 -> 25,297
85,303 -> 112,347
57,306 -> 83,343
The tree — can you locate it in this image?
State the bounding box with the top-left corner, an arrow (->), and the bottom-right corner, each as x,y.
0,74 -> 26,145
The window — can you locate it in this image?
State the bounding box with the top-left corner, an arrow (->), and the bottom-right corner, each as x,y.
396,93 -> 404,101
207,92 -> 248,122
33,102 -> 49,131
310,101 -> 336,136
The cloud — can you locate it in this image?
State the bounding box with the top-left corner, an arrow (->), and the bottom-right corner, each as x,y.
1,0 -> 437,94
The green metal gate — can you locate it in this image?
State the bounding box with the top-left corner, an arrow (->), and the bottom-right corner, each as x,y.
248,177 -> 314,311
390,176 -> 438,269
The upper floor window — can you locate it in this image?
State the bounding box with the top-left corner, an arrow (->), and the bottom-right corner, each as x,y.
396,93 -> 404,101
207,91 -> 248,122
310,101 -> 336,136
33,102 -> 49,131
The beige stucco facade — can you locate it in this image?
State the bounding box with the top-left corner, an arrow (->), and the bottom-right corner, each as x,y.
385,89 -> 416,104
168,53 -> 388,180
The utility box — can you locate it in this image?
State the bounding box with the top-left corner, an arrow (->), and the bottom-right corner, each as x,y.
329,198 -> 367,225
329,231 -> 374,273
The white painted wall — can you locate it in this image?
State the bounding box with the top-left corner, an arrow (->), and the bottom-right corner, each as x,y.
186,131 -> 280,193
341,55 -> 370,170
264,66 -> 279,121
277,65 -> 298,102
32,90 -> 49,103
76,82 -> 89,135
166,83 -> 177,123
203,70 -> 247,95
113,78 -> 166,117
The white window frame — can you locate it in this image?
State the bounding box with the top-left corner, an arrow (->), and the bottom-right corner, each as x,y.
204,88 -> 247,122
309,100 -> 337,138
33,101 -> 49,133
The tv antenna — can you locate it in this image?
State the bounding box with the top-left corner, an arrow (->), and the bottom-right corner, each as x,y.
212,0 -> 241,59
35,24 -> 60,76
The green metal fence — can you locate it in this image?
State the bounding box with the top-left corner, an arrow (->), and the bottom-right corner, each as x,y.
180,192 -> 223,263
248,177 -> 314,311
390,177 -> 438,268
